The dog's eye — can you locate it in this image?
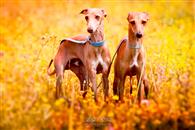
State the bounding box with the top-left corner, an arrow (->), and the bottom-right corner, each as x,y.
95,15 -> 100,20
142,20 -> 147,25
130,21 -> 135,25
85,16 -> 89,21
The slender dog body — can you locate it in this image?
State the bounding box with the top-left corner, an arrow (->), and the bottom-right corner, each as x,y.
113,12 -> 149,102
47,8 -> 111,102
52,35 -> 87,98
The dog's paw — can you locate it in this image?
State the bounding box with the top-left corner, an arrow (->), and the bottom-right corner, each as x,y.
141,99 -> 150,106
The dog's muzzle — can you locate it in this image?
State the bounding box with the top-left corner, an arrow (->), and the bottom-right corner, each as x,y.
136,33 -> 143,38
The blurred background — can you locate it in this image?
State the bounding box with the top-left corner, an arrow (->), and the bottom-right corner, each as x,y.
0,0 -> 195,130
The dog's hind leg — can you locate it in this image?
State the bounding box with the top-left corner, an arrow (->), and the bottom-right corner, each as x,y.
79,65 -> 88,98
118,77 -> 125,101
55,63 -> 65,99
70,65 -> 85,90
113,76 -> 119,96
70,64 -> 88,98
130,76 -> 133,95
113,69 -> 126,101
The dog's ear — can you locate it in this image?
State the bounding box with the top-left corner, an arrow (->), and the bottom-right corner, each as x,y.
101,9 -> 107,17
143,12 -> 149,21
80,9 -> 88,15
127,12 -> 133,22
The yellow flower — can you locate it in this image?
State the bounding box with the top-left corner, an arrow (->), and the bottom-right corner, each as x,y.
113,95 -> 119,100
54,98 -> 65,107
108,111 -> 114,117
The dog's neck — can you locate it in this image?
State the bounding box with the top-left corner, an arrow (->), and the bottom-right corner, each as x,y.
128,28 -> 143,67
89,22 -> 104,42
128,28 -> 142,45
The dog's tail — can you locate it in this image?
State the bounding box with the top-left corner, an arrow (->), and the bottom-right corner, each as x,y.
47,59 -> 56,76
97,38 -> 125,89
107,38 -> 126,75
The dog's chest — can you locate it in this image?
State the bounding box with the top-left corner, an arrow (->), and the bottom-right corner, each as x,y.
129,49 -> 139,69
92,53 -> 107,71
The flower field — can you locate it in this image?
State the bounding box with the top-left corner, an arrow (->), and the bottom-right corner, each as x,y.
0,0 -> 195,130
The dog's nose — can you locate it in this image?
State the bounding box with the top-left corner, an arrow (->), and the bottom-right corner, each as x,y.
87,28 -> 93,33
136,33 -> 143,38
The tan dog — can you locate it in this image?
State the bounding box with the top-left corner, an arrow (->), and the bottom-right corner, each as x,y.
113,12 -> 149,102
47,8 -> 111,102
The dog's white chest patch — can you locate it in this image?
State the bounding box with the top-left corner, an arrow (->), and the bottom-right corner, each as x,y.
92,54 -> 107,71
74,61 -> 80,66
130,50 -> 139,68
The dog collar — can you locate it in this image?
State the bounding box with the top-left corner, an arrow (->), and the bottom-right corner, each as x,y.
88,37 -> 105,47
127,40 -> 142,49
89,40 -> 105,47
126,38 -> 142,49
128,42 -> 142,49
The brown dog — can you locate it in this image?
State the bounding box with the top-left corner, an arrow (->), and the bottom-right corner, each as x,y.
47,8 -> 111,102
113,12 -> 149,102
47,35 -> 88,94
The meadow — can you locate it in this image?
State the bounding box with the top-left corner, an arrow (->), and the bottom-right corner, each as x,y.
0,0 -> 195,130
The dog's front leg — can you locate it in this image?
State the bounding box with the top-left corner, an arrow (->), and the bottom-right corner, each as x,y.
142,73 -> 149,99
102,73 -> 109,102
137,62 -> 149,102
88,64 -> 98,102
102,64 -> 110,101
90,71 -> 97,102
136,73 -> 144,103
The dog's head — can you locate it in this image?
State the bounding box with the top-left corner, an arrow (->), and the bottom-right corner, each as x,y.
127,12 -> 149,38
80,8 -> 107,33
